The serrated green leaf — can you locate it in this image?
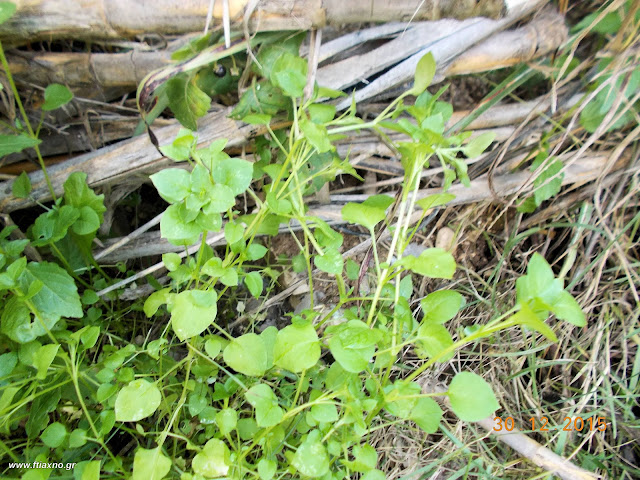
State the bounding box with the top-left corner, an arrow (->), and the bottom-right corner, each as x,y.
448,372 -> 499,421
42,84 -> 73,111
115,379 -> 161,422
0,134 -> 41,157
1,297 -> 34,343
21,261 -> 82,320
12,171 -> 31,198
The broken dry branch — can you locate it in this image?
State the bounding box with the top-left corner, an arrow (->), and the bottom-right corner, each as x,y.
0,107 -> 273,212
0,0 -> 514,44
7,10 -> 565,96
335,0 -> 549,109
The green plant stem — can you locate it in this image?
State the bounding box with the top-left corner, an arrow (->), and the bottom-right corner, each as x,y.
188,343 -> 248,391
406,310 -> 518,383
158,342 -> 195,448
67,345 -> 122,471
291,370 -> 306,407
49,243 -> 93,289
369,228 -> 382,277
0,40 -> 57,201
191,229 -> 209,289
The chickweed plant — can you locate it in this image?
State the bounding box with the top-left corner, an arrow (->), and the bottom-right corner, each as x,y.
0,14 -> 587,480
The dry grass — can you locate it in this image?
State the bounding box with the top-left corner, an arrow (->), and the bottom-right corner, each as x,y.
365,2 -> 640,476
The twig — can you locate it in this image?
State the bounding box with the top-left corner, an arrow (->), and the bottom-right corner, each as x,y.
96,232 -> 225,298
222,0 -> 231,48
304,29 -> 322,102
94,212 -> 162,260
204,0 -> 216,35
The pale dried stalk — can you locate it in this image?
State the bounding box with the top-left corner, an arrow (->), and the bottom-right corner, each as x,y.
334,0 -> 549,109
0,106 -> 264,212
7,11 -> 565,93
0,0 -> 510,43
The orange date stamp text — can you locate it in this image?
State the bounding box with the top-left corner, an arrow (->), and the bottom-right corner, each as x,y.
492,416 -> 607,432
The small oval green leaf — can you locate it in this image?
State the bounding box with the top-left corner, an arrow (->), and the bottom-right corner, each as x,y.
448,372 -> 499,422
115,379 -> 161,422
42,84 -> 74,111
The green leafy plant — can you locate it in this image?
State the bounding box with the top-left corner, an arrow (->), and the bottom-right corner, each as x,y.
127,46 -> 584,479
0,7 -> 587,478
517,0 -> 640,212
